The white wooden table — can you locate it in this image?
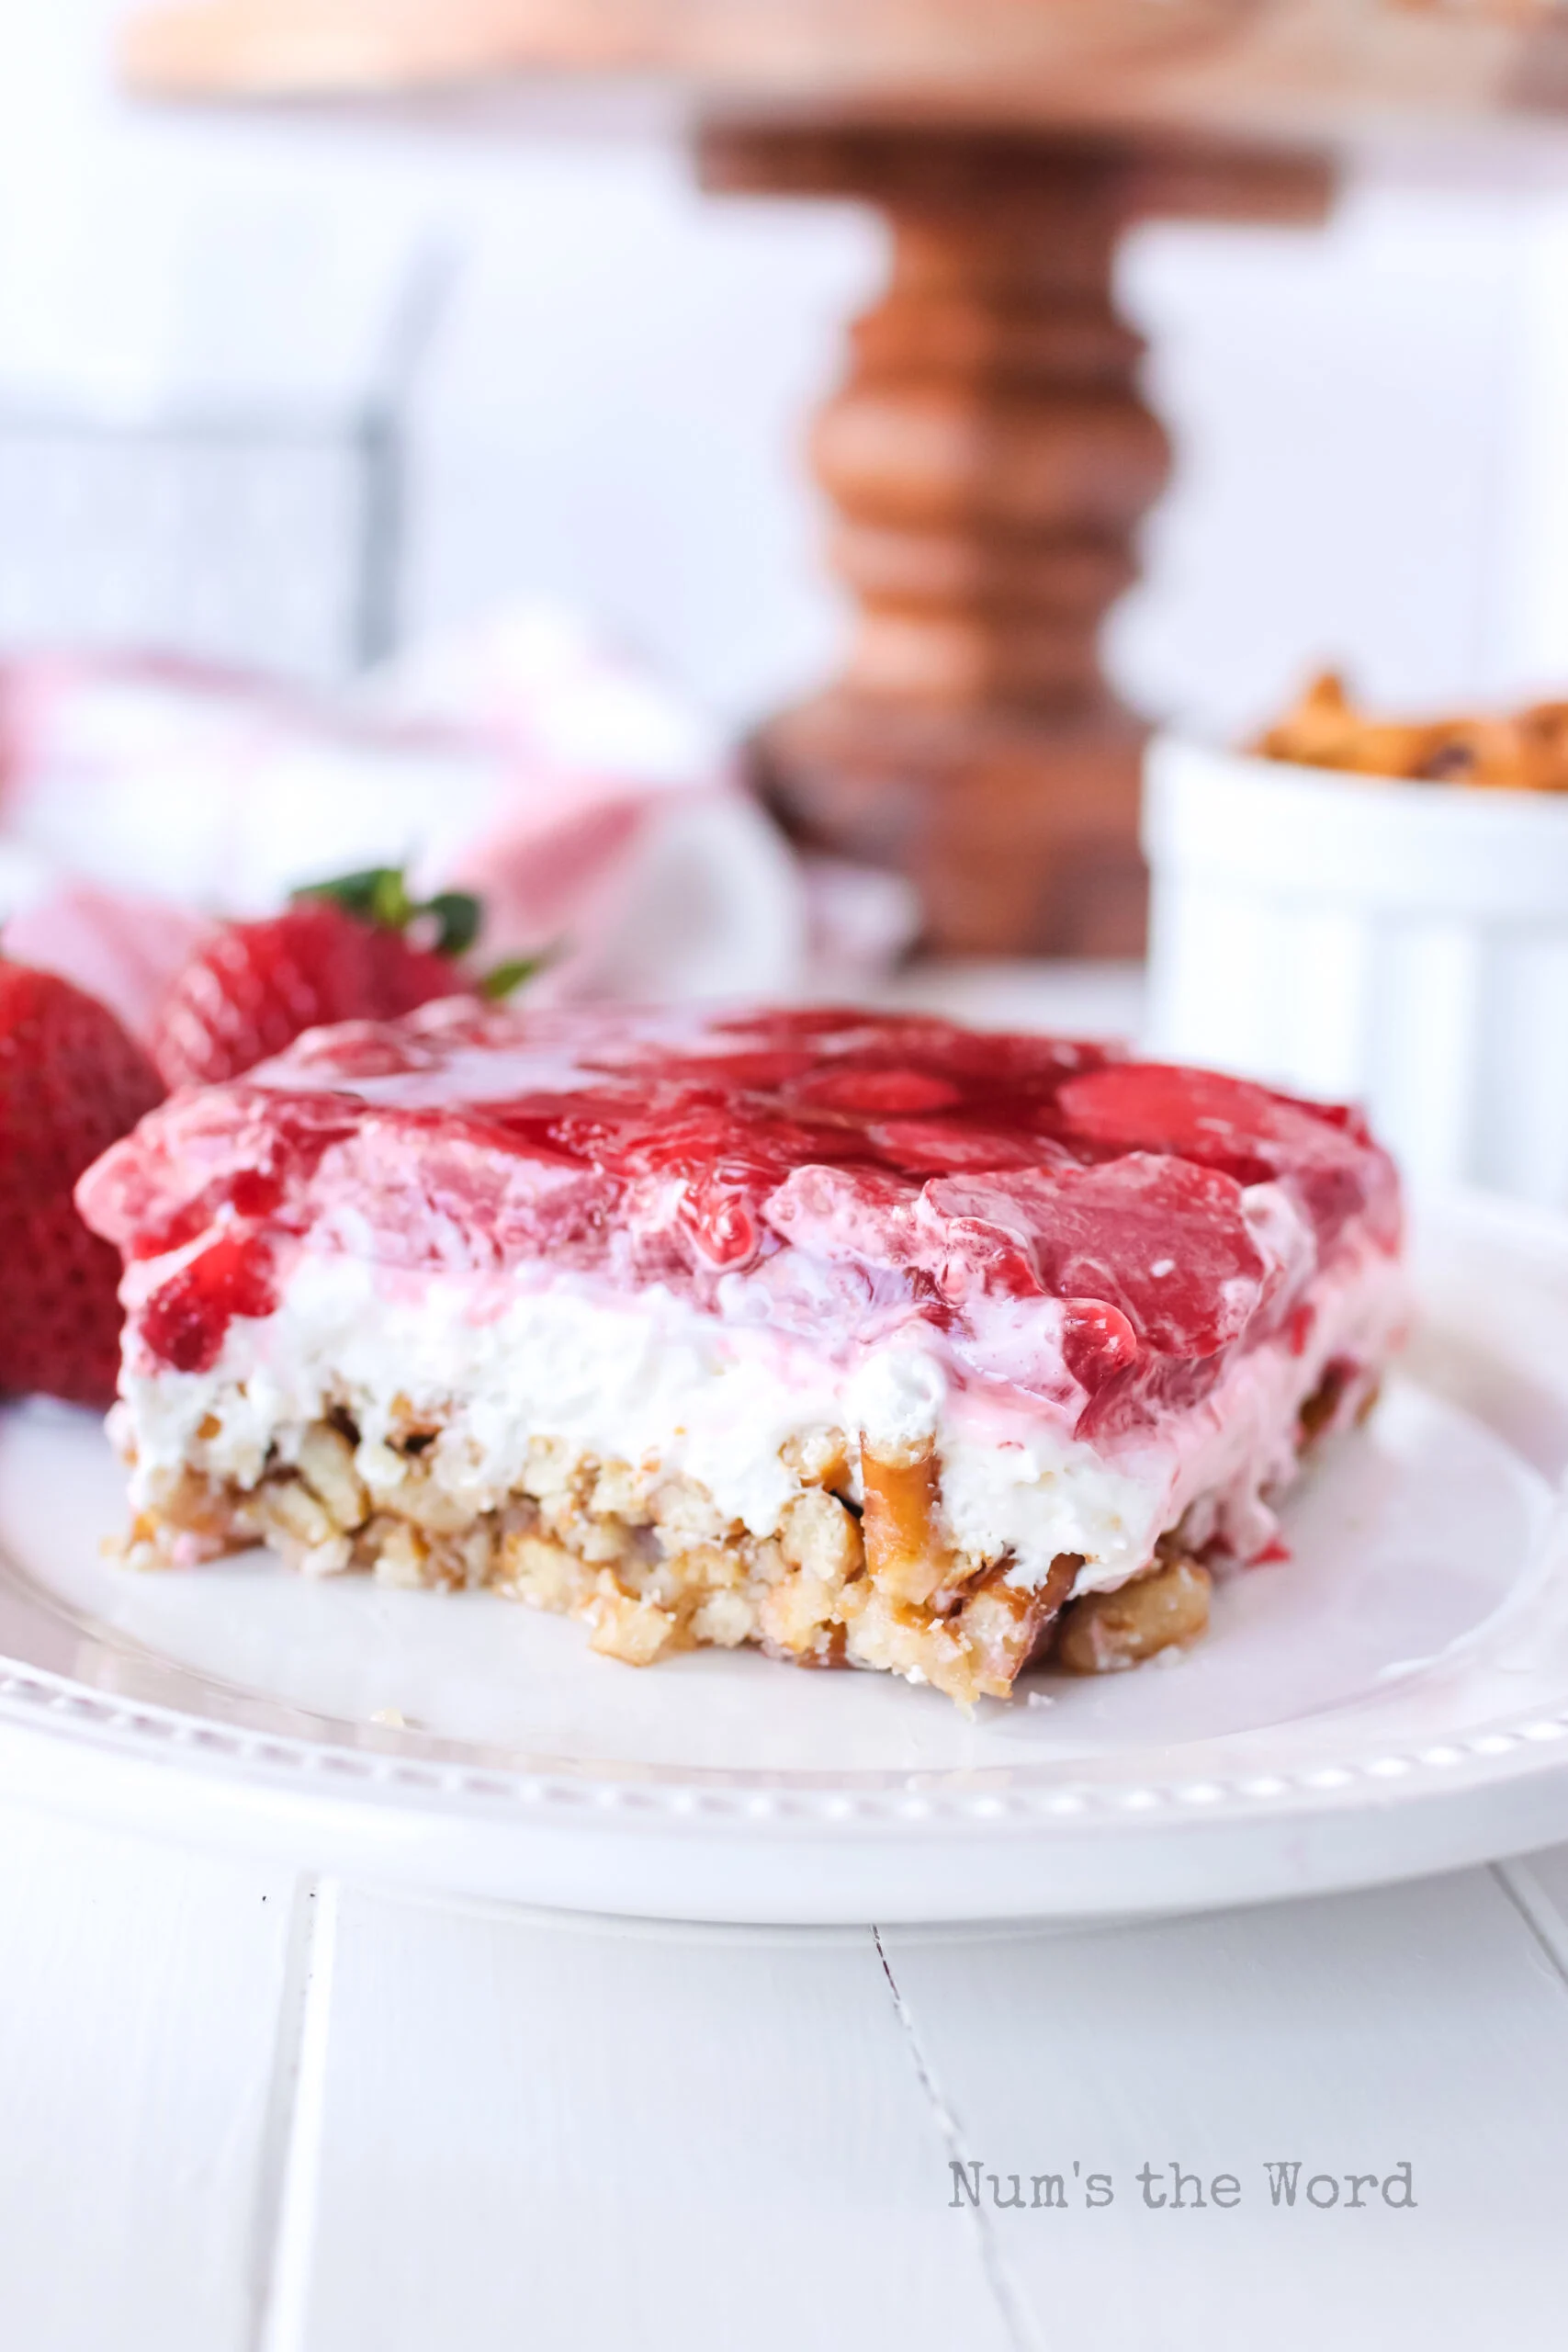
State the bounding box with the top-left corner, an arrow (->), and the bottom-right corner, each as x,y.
5,1797 -> 1568,2350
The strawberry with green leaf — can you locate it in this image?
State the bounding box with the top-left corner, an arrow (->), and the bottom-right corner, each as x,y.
149,868 -> 535,1091
0,961 -> 165,1408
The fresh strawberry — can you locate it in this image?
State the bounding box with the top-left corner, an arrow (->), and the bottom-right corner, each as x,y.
149,869 -> 485,1091
0,963 -> 165,1408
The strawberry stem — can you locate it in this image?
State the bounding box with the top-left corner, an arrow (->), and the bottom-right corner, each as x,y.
294,866 -> 404,922
422,892 -> 482,956
292,868 -> 481,960
478,954 -> 544,1001
369,869 -> 414,930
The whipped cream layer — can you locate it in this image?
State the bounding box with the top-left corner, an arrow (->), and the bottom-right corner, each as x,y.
116,1215 -> 1406,1599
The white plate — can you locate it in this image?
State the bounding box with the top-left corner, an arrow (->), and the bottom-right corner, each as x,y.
2,1192 -> 1568,1925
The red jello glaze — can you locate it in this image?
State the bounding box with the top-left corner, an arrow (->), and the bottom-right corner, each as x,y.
137,1230 -> 278,1375
929,1156 -> 1273,1358
764,1151 -> 1275,1409
78,1004 -> 1396,1394
1060,1300 -> 1142,1397
793,1067 -> 962,1115
1052,1063 -> 1400,1250
80,1087 -> 357,1263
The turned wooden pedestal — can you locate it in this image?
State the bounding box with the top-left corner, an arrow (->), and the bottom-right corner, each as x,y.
703,127 -> 1326,955
118,0 -> 1566,954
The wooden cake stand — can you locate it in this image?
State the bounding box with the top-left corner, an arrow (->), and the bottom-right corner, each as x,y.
119,1 -> 1568,953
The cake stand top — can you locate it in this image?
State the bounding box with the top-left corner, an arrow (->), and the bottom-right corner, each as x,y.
120,0 -> 1568,160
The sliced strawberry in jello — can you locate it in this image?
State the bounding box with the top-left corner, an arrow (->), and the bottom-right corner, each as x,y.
1060,1297 -> 1143,1395
139,1231 -> 278,1375
791,1068 -> 963,1115
1051,1063 -> 1398,1249
929,1153 -> 1272,1360
863,1118 -> 1049,1177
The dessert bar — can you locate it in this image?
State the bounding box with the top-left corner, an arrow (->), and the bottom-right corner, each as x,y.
78,1003 -> 1405,1705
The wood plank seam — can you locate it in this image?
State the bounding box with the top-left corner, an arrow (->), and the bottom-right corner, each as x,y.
871,1925 -> 1043,2352
1490,1859 -> 1568,1994
250,1876 -> 340,2352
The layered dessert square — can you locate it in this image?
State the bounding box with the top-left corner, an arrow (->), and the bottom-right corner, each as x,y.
78,1003 -> 1405,1706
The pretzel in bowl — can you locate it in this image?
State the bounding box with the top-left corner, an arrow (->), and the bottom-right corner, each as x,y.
1255,671 -> 1568,792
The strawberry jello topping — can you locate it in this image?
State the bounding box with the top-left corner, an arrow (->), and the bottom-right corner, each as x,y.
78,1002 -> 1400,1429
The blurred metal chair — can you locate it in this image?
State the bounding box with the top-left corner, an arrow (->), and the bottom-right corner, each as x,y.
0,242 -> 452,683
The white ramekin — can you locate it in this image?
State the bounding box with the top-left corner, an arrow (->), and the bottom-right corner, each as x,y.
1142,733 -> 1568,1204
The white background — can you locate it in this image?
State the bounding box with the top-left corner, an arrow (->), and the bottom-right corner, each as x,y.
5,6 -> 1568,736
